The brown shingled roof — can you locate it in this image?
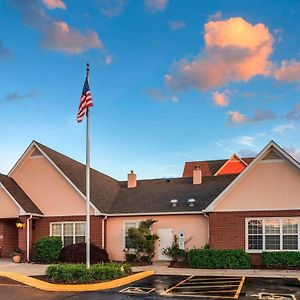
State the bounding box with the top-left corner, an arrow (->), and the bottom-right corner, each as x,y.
34,141 -> 120,213
0,174 -> 42,215
182,157 -> 255,177
109,175 -> 237,214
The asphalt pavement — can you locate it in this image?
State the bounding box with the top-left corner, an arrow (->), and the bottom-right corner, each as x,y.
1,275 -> 300,300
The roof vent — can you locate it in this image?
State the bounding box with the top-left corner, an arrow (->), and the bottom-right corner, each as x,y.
170,199 -> 178,207
188,198 -> 196,207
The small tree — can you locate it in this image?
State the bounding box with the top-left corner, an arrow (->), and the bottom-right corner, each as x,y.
127,219 -> 159,261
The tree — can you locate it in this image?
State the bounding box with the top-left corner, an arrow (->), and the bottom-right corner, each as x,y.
127,219 -> 159,261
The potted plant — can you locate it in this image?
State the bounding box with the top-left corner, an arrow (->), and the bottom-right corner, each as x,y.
11,247 -> 24,263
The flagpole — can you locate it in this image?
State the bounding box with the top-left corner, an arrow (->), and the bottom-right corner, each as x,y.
86,63 -> 91,269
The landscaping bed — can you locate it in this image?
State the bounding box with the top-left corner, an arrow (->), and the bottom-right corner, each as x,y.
34,263 -> 132,284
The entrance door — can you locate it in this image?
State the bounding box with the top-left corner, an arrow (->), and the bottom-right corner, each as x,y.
157,228 -> 173,260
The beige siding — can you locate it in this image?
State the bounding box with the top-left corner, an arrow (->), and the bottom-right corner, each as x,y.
11,151 -> 94,216
106,214 -> 208,261
215,161 -> 300,211
0,188 -> 19,218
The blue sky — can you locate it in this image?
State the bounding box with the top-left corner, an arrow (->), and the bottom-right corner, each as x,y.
1,0 -> 300,180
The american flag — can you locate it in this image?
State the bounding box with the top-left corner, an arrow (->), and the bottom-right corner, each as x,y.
77,76 -> 93,123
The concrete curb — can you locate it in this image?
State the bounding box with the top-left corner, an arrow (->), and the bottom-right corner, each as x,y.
0,270 -> 154,292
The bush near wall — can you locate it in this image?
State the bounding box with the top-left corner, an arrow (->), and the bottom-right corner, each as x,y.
262,252 -> 300,269
34,237 -> 62,263
188,249 -> 251,269
60,243 -> 109,264
46,263 -> 131,283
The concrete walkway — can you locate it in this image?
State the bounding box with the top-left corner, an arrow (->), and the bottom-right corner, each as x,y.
132,265 -> 300,278
1,258 -> 300,278
0,258 -> 48,276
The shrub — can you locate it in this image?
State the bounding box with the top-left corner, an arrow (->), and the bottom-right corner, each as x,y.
60,243 -> 109,264
125,253 -> 136,262
46,263 -> 131,283
188,249 -> 251,269
162,235 -> 190,262
127,219 -> 159,261
34,237 -> 62,263
141,255 -> 151,263
262,252 -> 300,269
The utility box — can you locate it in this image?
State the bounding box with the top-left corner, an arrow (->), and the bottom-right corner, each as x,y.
178,231 -> 185,250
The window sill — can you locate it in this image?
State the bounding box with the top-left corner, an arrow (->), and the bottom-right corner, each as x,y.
246,249 -> 300,253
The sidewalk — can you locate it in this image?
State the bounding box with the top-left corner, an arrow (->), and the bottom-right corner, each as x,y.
132,264 -> 300,278
0,259 -> 48,276
1,258 -> 300,278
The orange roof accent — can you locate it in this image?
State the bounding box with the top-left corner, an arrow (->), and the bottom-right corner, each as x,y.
182,157 -> 255,177
216,161 -> 246,175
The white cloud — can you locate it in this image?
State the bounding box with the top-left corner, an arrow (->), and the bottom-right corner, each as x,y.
212,91 -> 229,107
43,0 -> 66,10
165,17 -> 273,91
145,0 -> 169,13
274,60 -> 300,82
284,146 -> 300,161
12,0 -> 104,55
209,11 -> 222,21
168,20 -> 186,31
98,0 -> 126,18
272,124 -> 295,134
227,111 -> 247,124
236,136 -> 255,147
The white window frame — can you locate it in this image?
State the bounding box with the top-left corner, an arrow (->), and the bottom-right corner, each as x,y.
123,221 -> 139,251
50,221 -> 86,247
245,217 -> 300,253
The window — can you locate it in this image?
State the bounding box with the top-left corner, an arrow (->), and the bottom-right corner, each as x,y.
283,219 -> 298,250
51,222 -> 85,247
247,220 -> 263,250
246,218 -> 299,252
265,220 -> 280,250
124,222 -> 138,249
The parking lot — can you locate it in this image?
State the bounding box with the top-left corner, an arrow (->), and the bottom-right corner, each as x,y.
1,275 -> 300,299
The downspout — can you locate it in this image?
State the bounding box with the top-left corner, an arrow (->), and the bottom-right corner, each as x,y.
201,210 -> 209,245
26,215 -> 33,262
101,215 -> 108,249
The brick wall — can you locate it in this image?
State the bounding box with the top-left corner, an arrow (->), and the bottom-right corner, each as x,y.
209,210 -> 300,266
0,219 -> 18,257
18,216 -> 28,254
33,215 -> 103,248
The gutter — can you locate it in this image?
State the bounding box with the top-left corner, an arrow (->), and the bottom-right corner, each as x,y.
26,215 -> 33,262
101,215 -> 108,249
201,210 -> 209,244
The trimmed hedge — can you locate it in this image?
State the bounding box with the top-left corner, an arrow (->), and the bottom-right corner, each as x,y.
46,263 -> 131,283
60,243 -> 109,264
188,249 -> 251,269
34,237 -> 62,263
262,251 -> 300,269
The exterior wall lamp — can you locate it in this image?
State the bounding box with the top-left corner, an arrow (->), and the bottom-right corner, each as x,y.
16,220 -> 25,229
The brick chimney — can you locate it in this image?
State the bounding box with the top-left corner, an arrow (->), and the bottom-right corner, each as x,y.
127,170 -> 137,188
193,166 -> 202,185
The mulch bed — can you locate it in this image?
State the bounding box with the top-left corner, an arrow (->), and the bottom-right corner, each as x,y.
30,273 -> 133,285
169,261 -> 188,268
129,261 -> 152,267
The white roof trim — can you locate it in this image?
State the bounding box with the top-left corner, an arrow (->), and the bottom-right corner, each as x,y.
8,141 -> 101,216
205,140 -> 300,212
106,211 -> 204,217
0,182 -> 26,215
214,153 -> 248,176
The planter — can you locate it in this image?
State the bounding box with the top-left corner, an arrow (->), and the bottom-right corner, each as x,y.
12,255 -> 22,263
